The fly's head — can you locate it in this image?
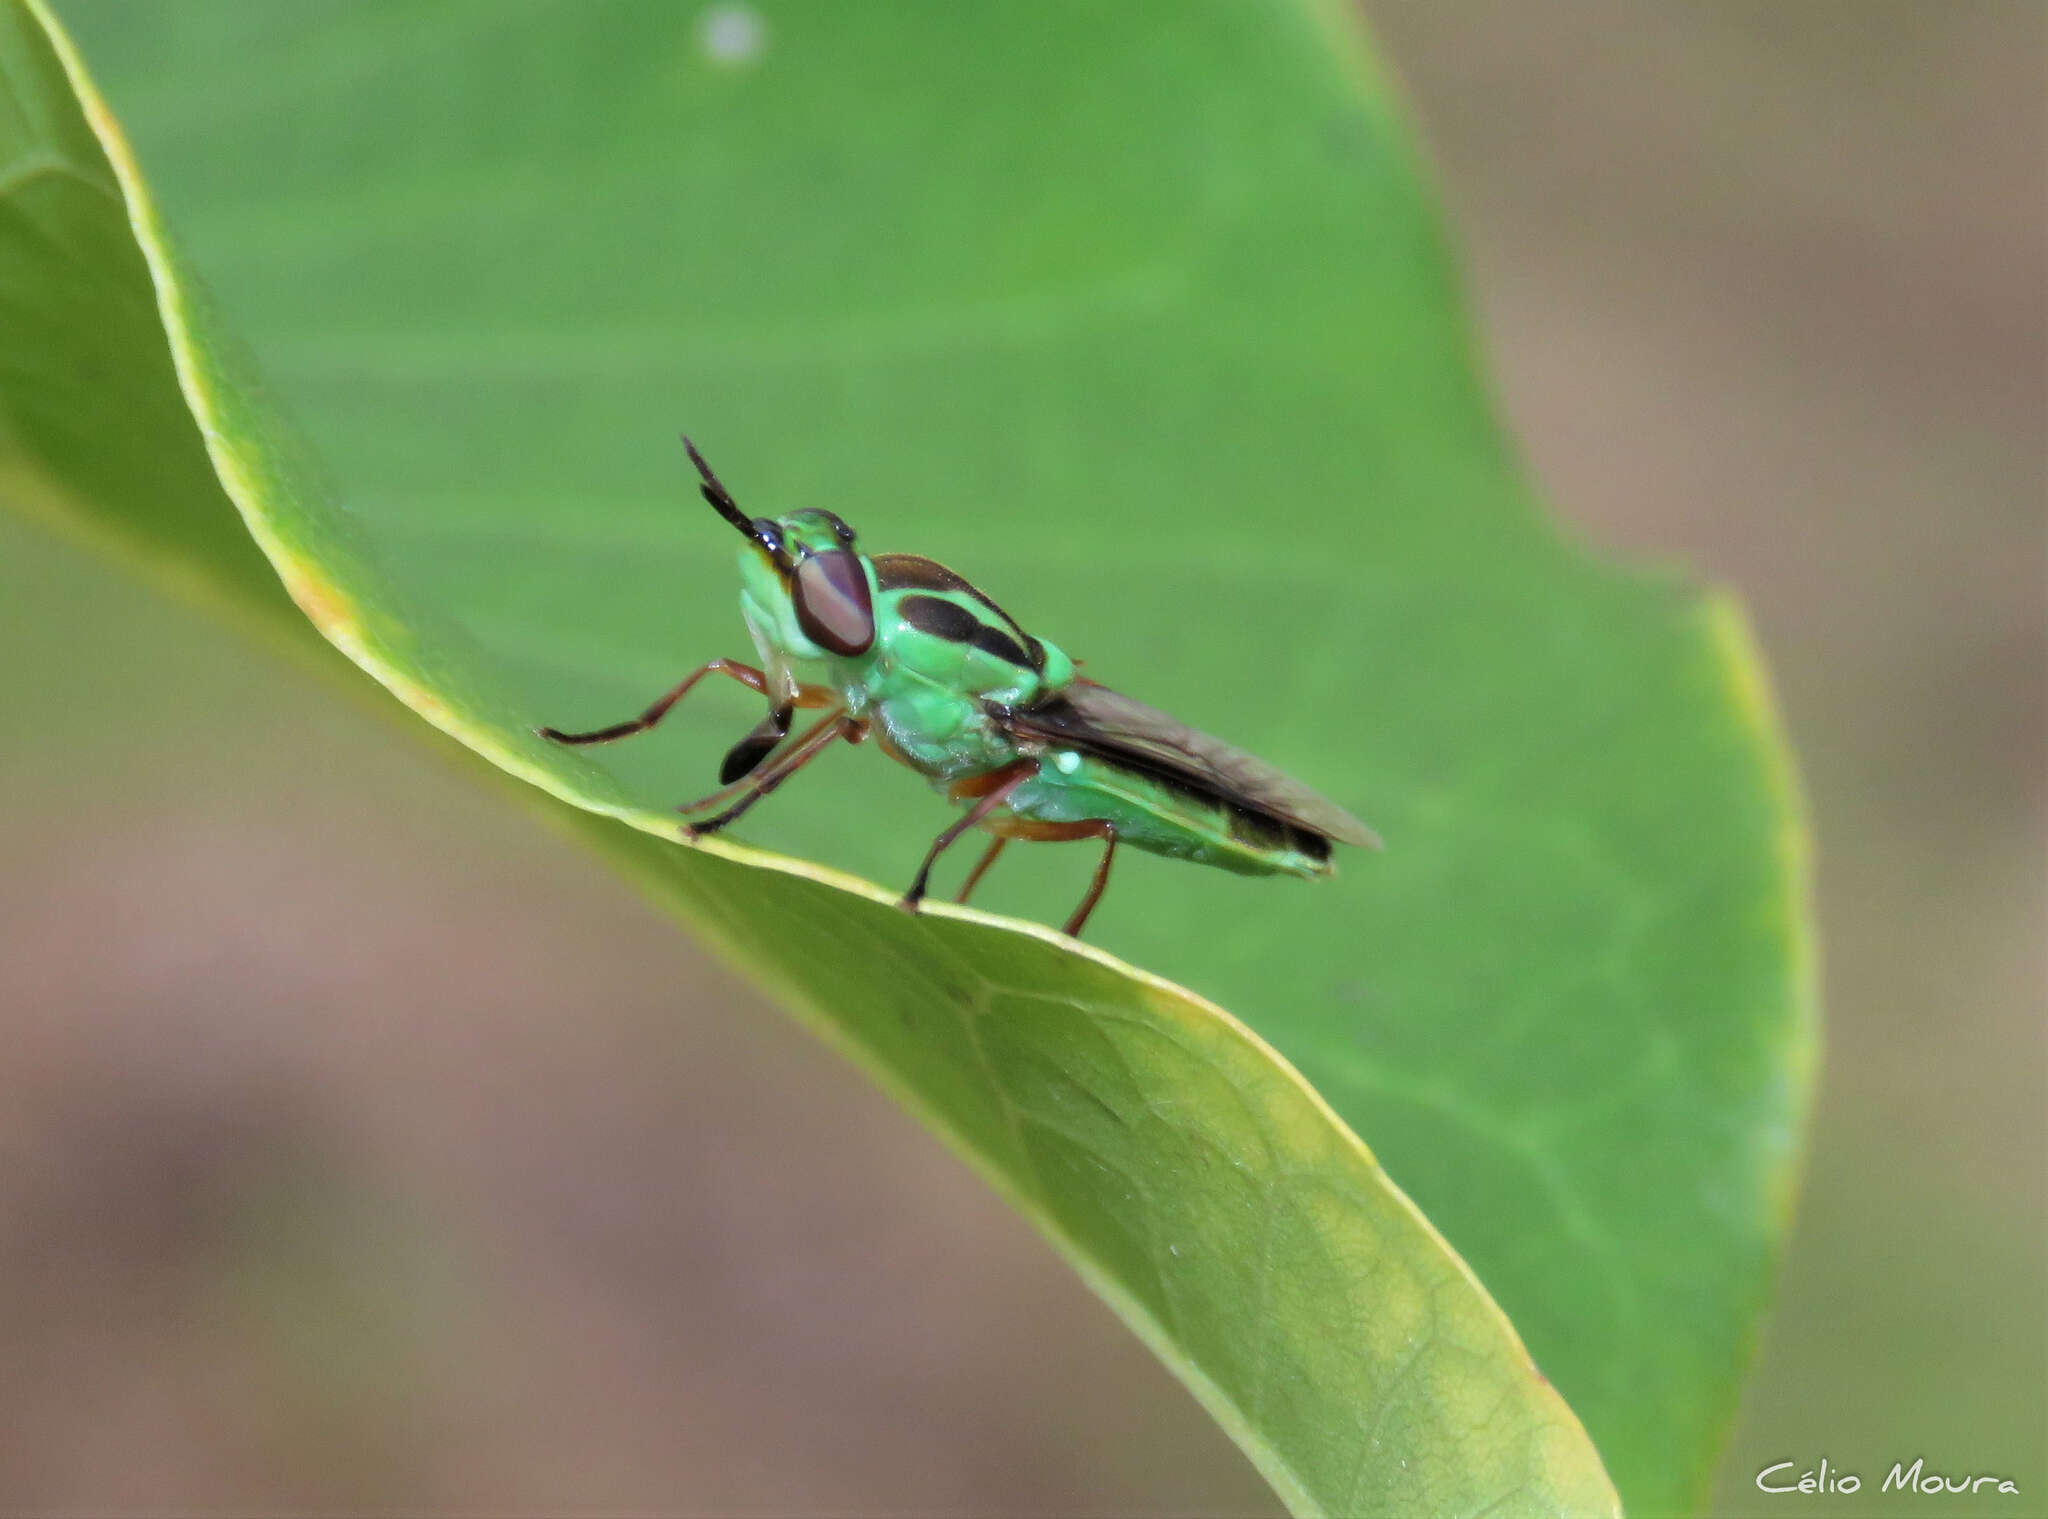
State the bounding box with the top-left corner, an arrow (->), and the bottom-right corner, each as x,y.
684,437 -> 877,661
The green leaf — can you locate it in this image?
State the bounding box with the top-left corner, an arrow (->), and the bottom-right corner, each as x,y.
3,0 -> 1813,1512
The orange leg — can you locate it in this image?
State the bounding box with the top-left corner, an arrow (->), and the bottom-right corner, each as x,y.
1054,821 -> 1119,938
681,710 -> 863,836
981,815 -> 1121,938
537,659 -> 834,746
901,761 -> 1038,913
953,837 -> 1009,905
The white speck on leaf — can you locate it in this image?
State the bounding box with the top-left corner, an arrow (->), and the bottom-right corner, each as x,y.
699,4 -> 767,67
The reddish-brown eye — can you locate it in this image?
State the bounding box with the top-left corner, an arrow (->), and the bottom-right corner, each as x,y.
792,550 -> 875,655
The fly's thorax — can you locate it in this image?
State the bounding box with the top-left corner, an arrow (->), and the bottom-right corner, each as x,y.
867,682 -> 1021,781
845,561 -> 1071,782
871,585 -> 1071,710
1035,638 -> 1076,691
857,632 -> 1024,780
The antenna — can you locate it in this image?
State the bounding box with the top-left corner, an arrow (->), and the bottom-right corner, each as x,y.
682,434 -> 754,538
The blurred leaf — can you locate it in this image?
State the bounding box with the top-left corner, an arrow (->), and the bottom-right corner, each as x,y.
3,0 -> 1815,1512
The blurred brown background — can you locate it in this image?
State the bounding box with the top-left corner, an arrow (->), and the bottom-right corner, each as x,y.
1,3 -> 2040,1514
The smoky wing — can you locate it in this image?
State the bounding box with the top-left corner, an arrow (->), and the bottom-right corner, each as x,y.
1002,679 -> 1381,849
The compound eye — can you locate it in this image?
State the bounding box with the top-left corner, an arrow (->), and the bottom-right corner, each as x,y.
831,515 -> 856,547
791,549 -> 875,656
752,519 -> 784,558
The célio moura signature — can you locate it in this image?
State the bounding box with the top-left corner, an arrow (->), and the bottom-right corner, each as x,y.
1757,1457 -> 2021,1498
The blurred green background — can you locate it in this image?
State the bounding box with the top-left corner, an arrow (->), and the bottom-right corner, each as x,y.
1,3 -> 2039,1514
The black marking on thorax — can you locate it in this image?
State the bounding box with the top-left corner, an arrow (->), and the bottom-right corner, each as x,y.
875,555 -> 1045,671
899,594 -> 1041,670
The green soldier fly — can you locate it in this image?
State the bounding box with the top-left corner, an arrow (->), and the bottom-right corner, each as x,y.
538,438 -> 1380,938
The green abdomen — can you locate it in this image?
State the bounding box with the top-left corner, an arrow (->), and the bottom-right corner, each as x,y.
1004,755 -> 1334,879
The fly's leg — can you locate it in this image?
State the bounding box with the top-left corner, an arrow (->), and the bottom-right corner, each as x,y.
719,705 -> 793,784
537,658 -> 765,745
677,707 -> 864,820
719,679 -> 845,784
980,817 -> 1120,938
682,710 -> 864,838
900,762 -> 1037,915
719,681 -> 839,780
1062,822 -> 1118,938
538,659 -> 835,746
953,837 -> 1009,905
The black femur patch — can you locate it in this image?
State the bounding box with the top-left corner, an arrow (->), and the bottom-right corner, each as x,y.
899,594 -> 1036,668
